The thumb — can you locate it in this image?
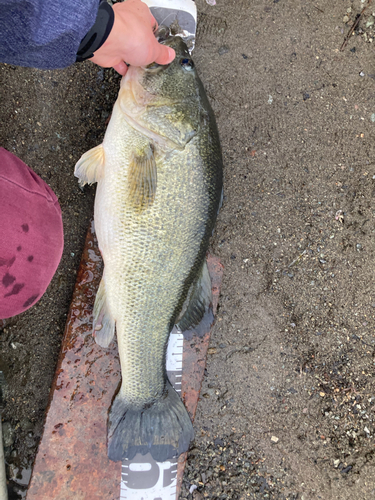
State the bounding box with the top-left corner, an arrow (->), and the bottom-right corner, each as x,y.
153,46 -> 175,66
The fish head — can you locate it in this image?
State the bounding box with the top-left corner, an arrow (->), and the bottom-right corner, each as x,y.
118,34 -> 202,149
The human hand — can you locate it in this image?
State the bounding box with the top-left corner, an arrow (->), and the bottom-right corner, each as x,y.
90,0 -> 175,75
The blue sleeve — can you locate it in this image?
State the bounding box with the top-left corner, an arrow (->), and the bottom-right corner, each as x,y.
0,0 -> 99,69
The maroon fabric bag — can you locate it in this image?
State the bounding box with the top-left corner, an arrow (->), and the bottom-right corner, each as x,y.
0,148 -> 64,319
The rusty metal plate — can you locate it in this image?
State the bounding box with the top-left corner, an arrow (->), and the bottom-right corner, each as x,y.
27,222 -> 222,500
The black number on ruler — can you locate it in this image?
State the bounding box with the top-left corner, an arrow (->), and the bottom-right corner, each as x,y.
123,453 -> 177,490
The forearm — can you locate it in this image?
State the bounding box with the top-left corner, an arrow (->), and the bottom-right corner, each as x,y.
0,0 -> 98,69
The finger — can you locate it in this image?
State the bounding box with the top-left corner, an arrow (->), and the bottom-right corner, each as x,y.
154,46 -> 175,66
113,61 -> 129,76
150,14 -> 158,31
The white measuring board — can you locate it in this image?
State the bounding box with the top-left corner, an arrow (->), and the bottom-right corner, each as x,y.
142,0 -> 197,51
120,326 -> 184,500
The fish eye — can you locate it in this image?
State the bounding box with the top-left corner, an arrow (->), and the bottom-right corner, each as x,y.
180,58 -> 194,71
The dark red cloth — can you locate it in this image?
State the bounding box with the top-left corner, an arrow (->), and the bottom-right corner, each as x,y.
0,148 -> 64,319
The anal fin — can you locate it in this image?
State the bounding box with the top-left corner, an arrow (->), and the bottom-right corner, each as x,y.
92,277 -> 115,348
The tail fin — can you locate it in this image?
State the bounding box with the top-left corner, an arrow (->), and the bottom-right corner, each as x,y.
107,381 -> 194,462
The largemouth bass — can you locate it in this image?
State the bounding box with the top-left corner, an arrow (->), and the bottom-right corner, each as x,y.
74,34 -> 223,462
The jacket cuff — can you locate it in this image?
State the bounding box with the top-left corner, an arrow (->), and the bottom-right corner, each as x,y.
76,1 -> 114,62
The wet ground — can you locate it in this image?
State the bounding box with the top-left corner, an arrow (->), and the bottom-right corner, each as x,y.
1,0 -> 375,498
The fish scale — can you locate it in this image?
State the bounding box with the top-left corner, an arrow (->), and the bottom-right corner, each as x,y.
109,165 -> 206,401
97,120 -> 210,402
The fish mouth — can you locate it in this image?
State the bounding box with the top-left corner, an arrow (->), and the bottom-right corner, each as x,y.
119,68 -> 197,150
154,25 -> 171,44
118,70 -> 175,148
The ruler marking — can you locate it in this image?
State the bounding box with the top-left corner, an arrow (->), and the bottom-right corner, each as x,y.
120,330 -> 183,498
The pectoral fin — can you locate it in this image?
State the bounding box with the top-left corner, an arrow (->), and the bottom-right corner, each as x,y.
128,143 -> 157,211
177,260 -> 214,338
74,144 -> 105,186
92,277 -> 115,348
